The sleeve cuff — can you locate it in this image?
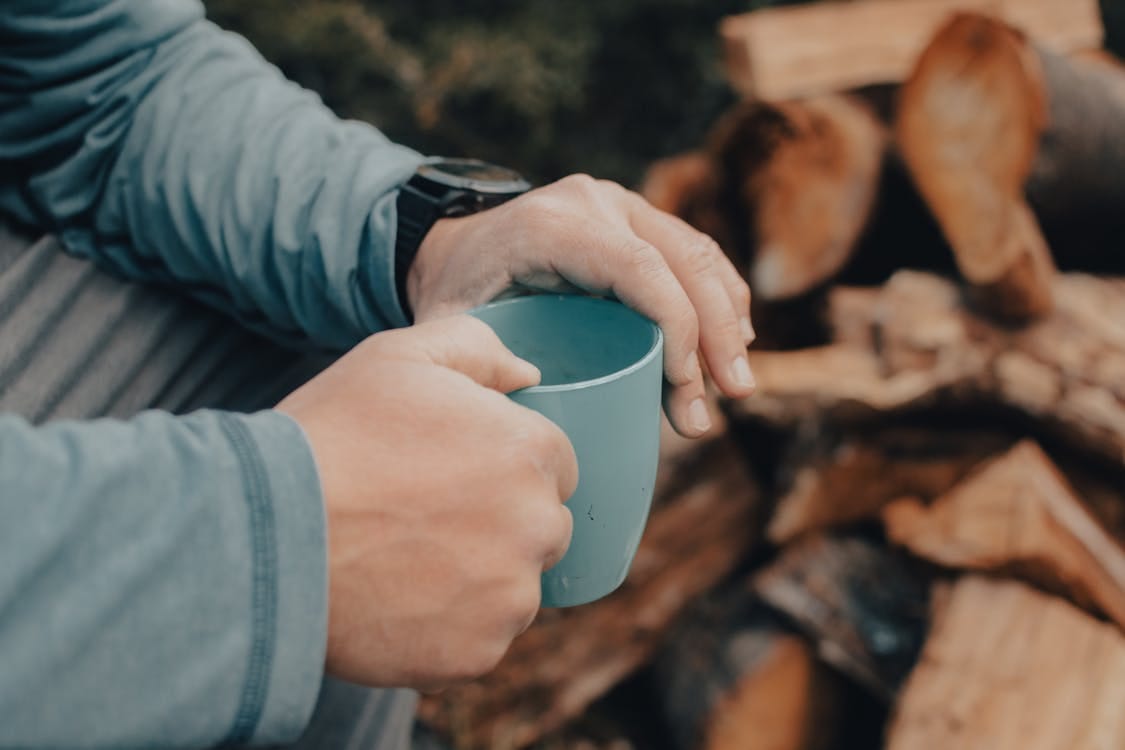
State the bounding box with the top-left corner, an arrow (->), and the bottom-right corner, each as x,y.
356,150 -> 427,333
225,410 -> 329,746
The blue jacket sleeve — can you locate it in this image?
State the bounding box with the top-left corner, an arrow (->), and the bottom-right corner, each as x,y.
0,409 -> 328,748
0,0 -> 424,348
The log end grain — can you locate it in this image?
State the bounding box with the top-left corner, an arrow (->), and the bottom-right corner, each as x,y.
897,13 -> 1056,320
888,576 -> 1125,749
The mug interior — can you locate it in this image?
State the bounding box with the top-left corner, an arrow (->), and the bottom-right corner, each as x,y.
470,296 -> 660,388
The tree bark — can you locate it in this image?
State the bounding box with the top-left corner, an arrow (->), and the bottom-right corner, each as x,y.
653,589 -> 843,750
883,440 -> 1125,632
418,435 -> 761,749
752,535 -> 932,699
887,576 -> 1125,749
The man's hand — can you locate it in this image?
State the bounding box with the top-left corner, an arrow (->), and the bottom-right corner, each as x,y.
406,174 -> 756,438
276,316 -> 578,691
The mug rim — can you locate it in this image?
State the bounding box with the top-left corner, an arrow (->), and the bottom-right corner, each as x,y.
469,294 -> 664,394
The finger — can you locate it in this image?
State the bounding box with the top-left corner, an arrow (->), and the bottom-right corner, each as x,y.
541,504 -> 573,572
537,222 -> 709,436
618,181 -> 754,343
396,315 -> 541,393
625,195 -> 756,399
661,381 -> 714,442
525,410 -> 580,501
714,245 -> 756,345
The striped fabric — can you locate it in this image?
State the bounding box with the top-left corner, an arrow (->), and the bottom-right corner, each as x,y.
0,223 -> 417,750
0,224 -> 322,423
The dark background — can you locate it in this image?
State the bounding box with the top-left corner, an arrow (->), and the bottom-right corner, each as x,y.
196,0 -> 805,186
202,1 -> 1125,188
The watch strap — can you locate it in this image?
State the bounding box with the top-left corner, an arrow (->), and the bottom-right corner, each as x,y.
394,182 -> 445,318
393,171 -> 529,322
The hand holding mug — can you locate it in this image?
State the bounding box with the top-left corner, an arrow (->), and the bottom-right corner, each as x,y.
277,316 -> 577,691
407,174 -> 757,438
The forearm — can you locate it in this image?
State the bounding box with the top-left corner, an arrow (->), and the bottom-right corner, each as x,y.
0,410 -> 327,748
0,0 -> 422,348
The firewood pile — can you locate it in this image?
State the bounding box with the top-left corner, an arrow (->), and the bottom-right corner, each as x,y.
419,1 -> 1125,747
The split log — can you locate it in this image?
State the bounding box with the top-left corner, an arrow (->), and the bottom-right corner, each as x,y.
730,271 -> 1125,467
752,535 -> 931,699
653,589 -> 843,750
641,95 -> 886,303
418,434 -> 761,749
720,0 -> 1103,101
887,576 -> 1125,749
769,428 -> 1012,545
898,13 -> 1125,320
882,441 -> 1125,632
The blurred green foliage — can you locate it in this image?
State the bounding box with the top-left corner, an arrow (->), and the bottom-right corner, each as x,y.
202,0 -> 806,186
204,1 -> 1125,187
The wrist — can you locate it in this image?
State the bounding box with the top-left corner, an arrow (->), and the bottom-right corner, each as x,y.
405,216 -> 461,318
394,158 -> 531,322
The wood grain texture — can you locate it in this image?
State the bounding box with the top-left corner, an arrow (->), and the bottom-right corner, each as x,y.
654,589 -> 843,750
897,13 -> 1056,320
887,576 -> 1125,749
720,0 -> 1102,100
730,271 -> 1125,465
752,535 -> 931,699
641,96 -> 886,304
769,428 -> 1012,545
883,441 -> 1125,632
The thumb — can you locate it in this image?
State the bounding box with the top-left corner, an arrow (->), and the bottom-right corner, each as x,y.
408,315 -> 541,393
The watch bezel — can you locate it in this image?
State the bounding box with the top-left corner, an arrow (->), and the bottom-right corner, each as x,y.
416,157 -> 531,195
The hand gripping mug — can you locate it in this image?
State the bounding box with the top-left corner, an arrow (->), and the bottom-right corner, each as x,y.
470,295 -> 663,607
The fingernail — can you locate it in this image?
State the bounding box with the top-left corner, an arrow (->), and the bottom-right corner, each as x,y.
740,317 -> 756,344
730,355 -> 755,391
688,398 -> 712,434
684,351 -> 702,382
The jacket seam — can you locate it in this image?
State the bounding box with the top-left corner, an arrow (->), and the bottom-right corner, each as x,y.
217,414 -> 278,746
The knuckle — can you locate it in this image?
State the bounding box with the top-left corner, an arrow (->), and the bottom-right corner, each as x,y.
560,172 -> 598,193
509,418 -> 567,484
676,307 -> 701,350
735,277 -> 753,309
458,644 -> 507,682
450,314 -> 501,347
527,416 -> 569,460
514,580 -> 542,622
519,191 -> 561,217
559,453 -> 579,498
546,507 -> 574,567
518,197 -> 574,236
358,328 -> 405,358
622,240 -> 666,279
684,233 -> 721,276
715,311 -> 744,341
531,494 -> 571,547
596,178 -> 628,196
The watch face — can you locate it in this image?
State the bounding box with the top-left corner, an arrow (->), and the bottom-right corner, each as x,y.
418,158 -> 530,194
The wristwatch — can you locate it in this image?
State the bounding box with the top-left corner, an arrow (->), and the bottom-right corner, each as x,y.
394,157 -> 531,319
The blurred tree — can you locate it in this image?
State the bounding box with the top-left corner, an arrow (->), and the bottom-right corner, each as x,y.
208,1 -> 1120,186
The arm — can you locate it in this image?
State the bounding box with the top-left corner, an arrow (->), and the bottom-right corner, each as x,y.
0,0 -> 422,349
0,410 -> 327,748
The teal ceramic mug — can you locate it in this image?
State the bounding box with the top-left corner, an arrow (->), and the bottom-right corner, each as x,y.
469,295 -> 664,607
